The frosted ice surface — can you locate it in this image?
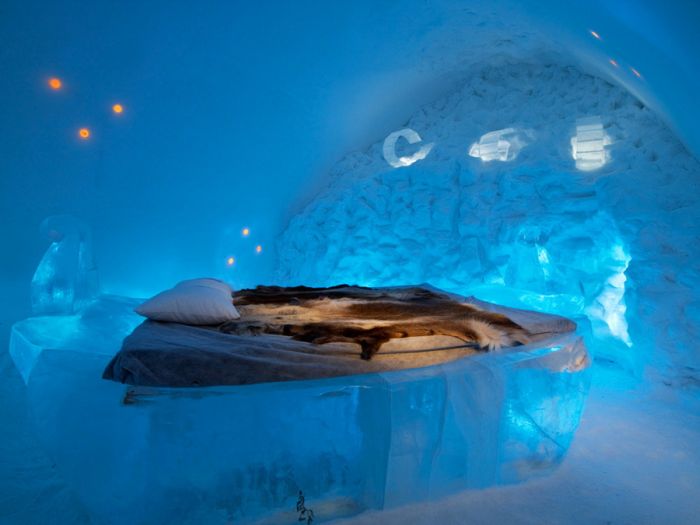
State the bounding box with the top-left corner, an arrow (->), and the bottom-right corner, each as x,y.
468,127 -> 533,162
30,216 -> 99,315
10,296 -> 590,524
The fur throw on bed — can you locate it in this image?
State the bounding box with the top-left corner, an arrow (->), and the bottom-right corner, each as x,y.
221,285 -> 531,360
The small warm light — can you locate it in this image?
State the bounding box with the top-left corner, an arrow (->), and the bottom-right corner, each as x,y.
589,30 -> 601,40
609,59 -> 619,68
242,228 -> 250,237
48,77 -> 62,90
255,245 -> 262,254
630,67 -> 642,79
226,256 -> 235,266
112,103 -> 124,114
78,128 -> 90,139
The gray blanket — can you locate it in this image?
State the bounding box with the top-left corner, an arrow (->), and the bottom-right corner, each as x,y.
102,297 -> 576,387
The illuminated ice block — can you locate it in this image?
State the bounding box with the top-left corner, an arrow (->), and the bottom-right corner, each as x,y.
30,215 -> 99,315
493,213 -> 632,348
468,128 -> 533,162
9,296 -> 591,525
570,116 -> 612,171
382,128 -> 434,168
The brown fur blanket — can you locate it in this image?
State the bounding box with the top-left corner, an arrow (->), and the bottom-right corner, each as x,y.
222,285 -> 531,360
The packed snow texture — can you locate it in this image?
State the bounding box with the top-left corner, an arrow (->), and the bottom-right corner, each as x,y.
277,61 -> 700,380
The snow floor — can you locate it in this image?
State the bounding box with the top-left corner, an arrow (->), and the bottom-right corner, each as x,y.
328,366 -> 700,525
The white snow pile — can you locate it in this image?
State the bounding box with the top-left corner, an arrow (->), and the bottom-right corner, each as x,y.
276,60 -> 700,381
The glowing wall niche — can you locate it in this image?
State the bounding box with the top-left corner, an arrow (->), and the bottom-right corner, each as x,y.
585,243 -> 632,347
468,128 -> 533,162
570,116 -> 612,171
382,128 -> 434,168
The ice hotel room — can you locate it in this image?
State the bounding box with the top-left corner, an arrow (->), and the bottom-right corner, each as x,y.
1,0 -> 699,523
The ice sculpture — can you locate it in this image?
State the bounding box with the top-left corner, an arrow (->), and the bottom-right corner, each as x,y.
468,128 -> 534,162
382,128 -> 434,168
570,116 -> 612,171
30,215 -> 99,315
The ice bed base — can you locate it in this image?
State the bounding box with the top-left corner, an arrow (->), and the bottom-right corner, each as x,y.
9,295 -> 591,524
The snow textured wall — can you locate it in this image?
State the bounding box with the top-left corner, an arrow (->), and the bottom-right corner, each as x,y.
277,61 -> 700,380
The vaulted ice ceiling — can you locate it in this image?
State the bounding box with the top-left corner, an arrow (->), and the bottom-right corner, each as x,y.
1,0 -> 698,302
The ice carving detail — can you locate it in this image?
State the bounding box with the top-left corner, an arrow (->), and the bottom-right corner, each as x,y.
468,127 -> 534,162
382,128 -> 434,168
570,116 -> 612,171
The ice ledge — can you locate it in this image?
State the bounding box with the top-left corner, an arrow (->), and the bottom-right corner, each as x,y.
8,296 -> 142,385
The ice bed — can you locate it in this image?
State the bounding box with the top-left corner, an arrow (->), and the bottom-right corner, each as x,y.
9,292 -> 591,524
102,285 -> 579,388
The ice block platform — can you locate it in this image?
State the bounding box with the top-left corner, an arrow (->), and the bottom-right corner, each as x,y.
9,296 -> 591,524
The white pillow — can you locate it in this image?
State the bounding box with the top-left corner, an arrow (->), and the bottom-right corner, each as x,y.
135,278 -> 240,325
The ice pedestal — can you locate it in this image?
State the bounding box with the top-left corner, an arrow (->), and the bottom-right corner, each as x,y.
9,296 -> 590,524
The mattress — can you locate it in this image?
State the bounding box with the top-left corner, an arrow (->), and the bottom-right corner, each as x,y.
102,291 -> 577,388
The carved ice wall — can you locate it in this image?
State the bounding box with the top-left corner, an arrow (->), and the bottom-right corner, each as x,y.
277,62 -> 700,377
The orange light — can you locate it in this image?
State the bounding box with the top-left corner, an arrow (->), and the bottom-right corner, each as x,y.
48,77 -> 62,90
609,59 -> 619,68
78,128 -> 90,139
630,67 -> 642,79
226,256 -> 235,266
589,30 -> 601,40
242,228 -> 250,236
255,245 -> 262,254
112,103 -> 124,114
